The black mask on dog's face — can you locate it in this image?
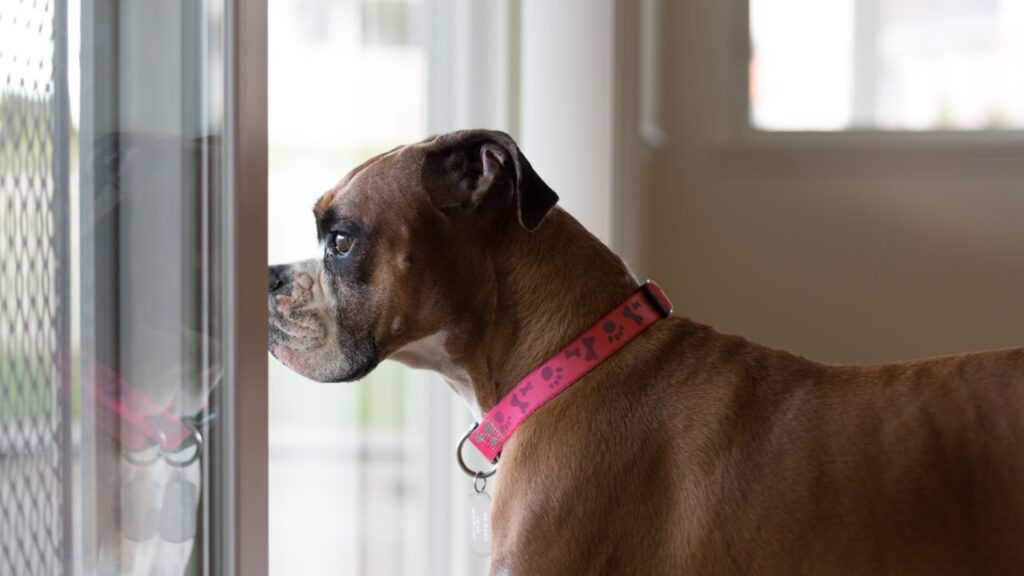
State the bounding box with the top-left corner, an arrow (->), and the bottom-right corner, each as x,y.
267,130 -> 558,384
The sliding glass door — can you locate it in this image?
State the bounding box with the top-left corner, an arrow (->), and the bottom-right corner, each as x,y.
1,0 -> 266,574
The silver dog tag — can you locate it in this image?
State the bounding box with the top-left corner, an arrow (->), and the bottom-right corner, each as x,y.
468,491 -> 492,557
159,476 -> 198,543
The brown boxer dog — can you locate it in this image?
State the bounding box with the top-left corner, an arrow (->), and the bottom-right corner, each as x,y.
268,129 -> 1024,575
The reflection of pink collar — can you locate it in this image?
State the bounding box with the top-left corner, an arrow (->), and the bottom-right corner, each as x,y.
468,281 -> 673,463
61,353 -> 196,452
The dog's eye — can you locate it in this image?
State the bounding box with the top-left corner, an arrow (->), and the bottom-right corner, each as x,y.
331,232 -> 355,256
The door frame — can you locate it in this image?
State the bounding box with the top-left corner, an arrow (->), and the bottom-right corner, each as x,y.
224,0 -> 268,574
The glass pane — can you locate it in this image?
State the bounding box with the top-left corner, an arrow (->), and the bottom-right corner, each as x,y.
749,0 -> 1024,130
2,0 -> 230,573
268,1 -> 429,575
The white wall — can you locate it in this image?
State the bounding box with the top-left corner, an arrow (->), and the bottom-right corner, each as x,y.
644,0 -> 1024,364
520,0 -> 615,243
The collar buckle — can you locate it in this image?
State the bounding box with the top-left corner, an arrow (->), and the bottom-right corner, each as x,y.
640,280 -> 673,318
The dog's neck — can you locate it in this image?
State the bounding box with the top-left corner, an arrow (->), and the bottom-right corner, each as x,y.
392,208 -> 637,419
456,207 -> 638,413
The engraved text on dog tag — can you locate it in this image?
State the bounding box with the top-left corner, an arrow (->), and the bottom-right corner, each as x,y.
159,476 -> 198,543
468,491 -> 492,557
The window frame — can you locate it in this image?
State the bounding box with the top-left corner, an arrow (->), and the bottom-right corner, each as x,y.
224,0 -> 269,574
725,0 -> 1024,160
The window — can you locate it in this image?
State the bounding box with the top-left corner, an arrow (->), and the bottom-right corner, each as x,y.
2,1 -> 265,574
267,1 -> 481,575
268,0 -> 500,573
749,0 -> 1024,130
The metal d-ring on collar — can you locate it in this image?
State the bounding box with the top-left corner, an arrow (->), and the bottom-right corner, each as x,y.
121,429 -> 166,466
456,424 -> 498,479
164,420 -> 203,468
121,417 -> 204,468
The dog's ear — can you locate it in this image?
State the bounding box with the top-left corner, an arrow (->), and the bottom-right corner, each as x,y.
422,130 -> 558,231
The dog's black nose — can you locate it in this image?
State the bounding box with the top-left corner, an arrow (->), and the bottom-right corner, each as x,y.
269,265 -> 285,293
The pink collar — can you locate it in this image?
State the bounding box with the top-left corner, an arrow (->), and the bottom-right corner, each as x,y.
468,281 -> 673,462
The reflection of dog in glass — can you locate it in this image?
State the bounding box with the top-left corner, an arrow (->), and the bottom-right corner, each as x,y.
82,134 -> 221,575
79,330 -> 218,576
270,129 -> 1024,575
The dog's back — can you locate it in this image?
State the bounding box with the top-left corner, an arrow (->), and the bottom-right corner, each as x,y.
651,318 -> 1024,574
497,317 -> 1023,575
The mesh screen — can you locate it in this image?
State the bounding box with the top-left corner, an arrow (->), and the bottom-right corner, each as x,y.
0,0 -> 70,574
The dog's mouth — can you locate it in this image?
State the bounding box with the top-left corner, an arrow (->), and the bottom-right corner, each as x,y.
268,288 -> 329,349
268,311 -> 326,352
341,352 -> 380,382
268,303 -> 381,383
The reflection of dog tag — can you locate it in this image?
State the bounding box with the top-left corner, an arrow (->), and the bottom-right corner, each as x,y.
123,477 -> 159,542
468,491 -> 492,557
159,477 -> 198,543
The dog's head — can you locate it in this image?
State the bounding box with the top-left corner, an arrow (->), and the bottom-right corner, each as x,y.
268,129 -> 558,382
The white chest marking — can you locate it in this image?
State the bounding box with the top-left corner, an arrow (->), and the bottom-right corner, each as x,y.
391,330 -> 481,420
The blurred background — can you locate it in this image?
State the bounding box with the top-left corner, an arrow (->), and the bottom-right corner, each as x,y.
267,1 -> 1023,575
